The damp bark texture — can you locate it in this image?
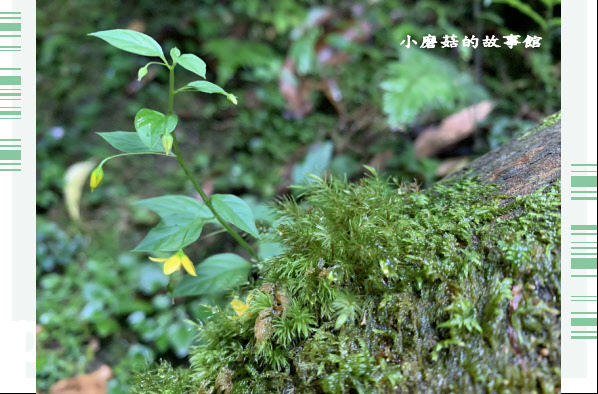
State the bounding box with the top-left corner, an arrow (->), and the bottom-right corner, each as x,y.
445,113 -> 561,196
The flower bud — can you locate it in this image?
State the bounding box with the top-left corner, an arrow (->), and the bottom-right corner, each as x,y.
89,166 -> 104,192
162,133 -> 174,156
137,65 -> 148,81
226,93 -> 238,105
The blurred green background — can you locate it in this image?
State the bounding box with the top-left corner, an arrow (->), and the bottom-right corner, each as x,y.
36,0 -> 560,391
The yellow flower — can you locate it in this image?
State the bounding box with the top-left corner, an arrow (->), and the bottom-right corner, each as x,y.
230,299 -> 249,317
89,165 -> 104,192
149,249 -> 197,276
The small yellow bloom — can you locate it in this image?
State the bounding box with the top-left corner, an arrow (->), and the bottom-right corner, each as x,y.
230,299 -> 249,317
89,166 -> 104,192
149,249 -> 197,276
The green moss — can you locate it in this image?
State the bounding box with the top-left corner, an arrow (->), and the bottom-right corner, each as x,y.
174,173 -> 560,393
519,111 -> 561,140
540,111 -> 562,128
129,361 -> 199,393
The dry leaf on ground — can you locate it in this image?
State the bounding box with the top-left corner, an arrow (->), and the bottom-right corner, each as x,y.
50,365 -> 112,394
415,101 -> 494,158
435,157 -> 470,178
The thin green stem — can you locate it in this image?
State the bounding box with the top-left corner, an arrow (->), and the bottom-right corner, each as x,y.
171,133 -> 259,261
146,61 -> 169,68
99,152 -> 171,167
166,66 -> 259,261
174,86 -> 194,94
168,65 -> 175,114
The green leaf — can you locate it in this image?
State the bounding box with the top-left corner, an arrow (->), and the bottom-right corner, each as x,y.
335,314 -> 349,330
173,253 -> 251,297
258,241 -> 285,260
97,131 -> 172,154
381,47 -> 487,128
175,54 -> 207,79
211,194 -> 260,238
290,29 -> 319,75
134,213 -> 210,252
134,109 -> 167,148
187,81 -> 227,95
138,65 -> 149,81
170,47 -> 181,59
292,141 -> 334,186
135,195 -> 206,218
165,114 -> 178,133
204,38 -> 281,85
134,196 -> 215,251
89,29 -> 164,58
167,323 -> 195,357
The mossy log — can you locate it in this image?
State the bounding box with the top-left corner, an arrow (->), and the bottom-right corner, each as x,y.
133,114 -> 562,394
446,112 -> 561,196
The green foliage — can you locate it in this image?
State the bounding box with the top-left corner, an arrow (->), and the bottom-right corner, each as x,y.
332,290 -> 363,330
292,141 -> 334,187
203,39 -> 281,85
36,219 -> 199,391
211,194 -> 260,238
381,47 -> 488,128
129,361 -> 198,394
38,1 -> 562,391
133,109 -> 176,149
89,29 -> 164,58
133,196 -> 214,252
87,28 -> 261,296
98,132 -> 172,154
273,300 -> 317,346
171,50 -> 207,79
181,172 -> 561,393
173,253 -> 252,297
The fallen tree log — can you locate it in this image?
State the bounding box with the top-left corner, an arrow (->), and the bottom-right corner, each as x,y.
446,112 -> 561,196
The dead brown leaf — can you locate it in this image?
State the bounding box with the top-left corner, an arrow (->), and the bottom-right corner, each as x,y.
279,9 -> 374,118
415,101 -> 494,158
126,20 -> 146,33
50,365 -> 112,394
367,149 -> 393,172
435,157 -> 470,178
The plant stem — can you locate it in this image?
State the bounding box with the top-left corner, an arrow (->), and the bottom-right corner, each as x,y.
171,133 -> 259,261
100,152 -> 171,167
167,64 -> 259,261
168,65 -> 175,114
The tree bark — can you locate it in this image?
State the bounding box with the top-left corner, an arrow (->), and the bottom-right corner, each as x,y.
445,114 -> 561,196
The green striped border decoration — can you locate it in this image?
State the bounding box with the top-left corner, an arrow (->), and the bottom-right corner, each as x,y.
0,12 -> 21,39
571,312 -> 598,340
571,164 -> 598,200
0,138 -> 20,171
570,225 -> 597,277
571,296 -> 598,302
0,69 -> 20,112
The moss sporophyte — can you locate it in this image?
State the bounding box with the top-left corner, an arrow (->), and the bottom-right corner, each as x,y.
149,249 -> 197,276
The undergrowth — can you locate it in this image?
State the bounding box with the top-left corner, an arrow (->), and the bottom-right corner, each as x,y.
134,172 -> 561,393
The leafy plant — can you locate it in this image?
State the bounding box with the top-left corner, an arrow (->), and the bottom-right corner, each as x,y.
381,47 -> 487,129
88,29 -> 264,297
36,218 -> 200,392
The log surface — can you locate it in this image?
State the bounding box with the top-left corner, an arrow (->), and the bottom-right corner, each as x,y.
446,115 -> 561,196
